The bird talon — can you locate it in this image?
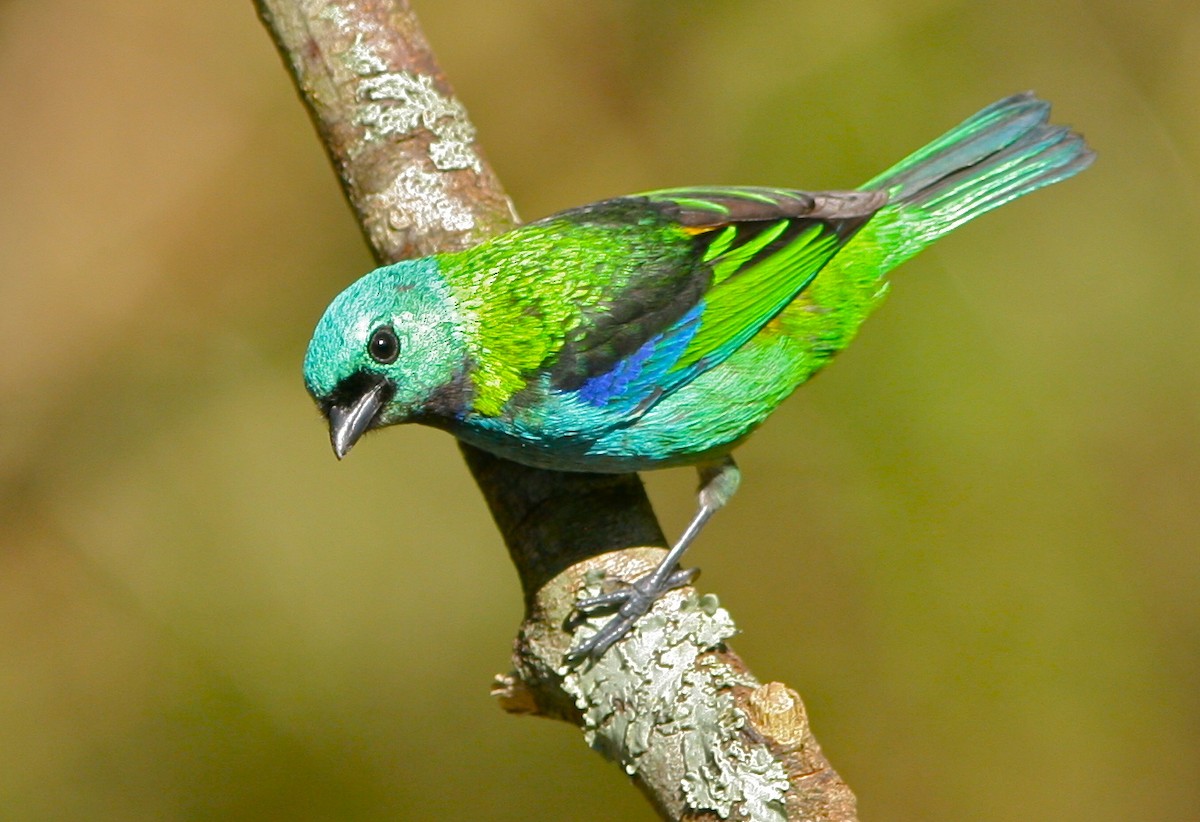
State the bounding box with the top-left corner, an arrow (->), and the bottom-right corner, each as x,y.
564,564 -> 703,666
665,566 -> 699,589
564,610 -> 641,667
573,586 -> 634,612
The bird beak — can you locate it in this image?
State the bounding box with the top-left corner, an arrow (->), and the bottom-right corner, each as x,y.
327,379 -> 387,459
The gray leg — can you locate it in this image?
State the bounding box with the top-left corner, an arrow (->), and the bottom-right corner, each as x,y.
565,457 -> 741,665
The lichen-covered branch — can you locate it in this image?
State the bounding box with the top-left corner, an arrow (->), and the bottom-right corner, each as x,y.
254,2 -> 858,819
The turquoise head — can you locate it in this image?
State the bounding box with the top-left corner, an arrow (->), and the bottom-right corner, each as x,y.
303,258 -> 468,458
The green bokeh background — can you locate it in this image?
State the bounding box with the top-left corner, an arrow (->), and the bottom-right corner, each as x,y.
1,1 -> 1196,819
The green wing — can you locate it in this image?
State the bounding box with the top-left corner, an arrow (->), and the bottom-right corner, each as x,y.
442,186 -> 885,415
640,187 -> 885,379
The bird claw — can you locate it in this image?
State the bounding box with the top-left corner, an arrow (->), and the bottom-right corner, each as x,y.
564,458 -> 732,667
564,566 -> 699,666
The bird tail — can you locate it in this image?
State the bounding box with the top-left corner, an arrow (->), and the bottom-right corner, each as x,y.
862,92 -> 1095,245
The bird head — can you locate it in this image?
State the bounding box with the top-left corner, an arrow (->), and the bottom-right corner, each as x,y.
303,258 -> 467,459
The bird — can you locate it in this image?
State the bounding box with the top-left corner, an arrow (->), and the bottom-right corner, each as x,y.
303,92 -> 1094,663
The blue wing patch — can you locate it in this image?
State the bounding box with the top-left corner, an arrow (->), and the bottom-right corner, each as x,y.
576,304 -> 704,408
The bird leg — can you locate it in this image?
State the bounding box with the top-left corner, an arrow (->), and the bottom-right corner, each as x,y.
565,456 -> 741,665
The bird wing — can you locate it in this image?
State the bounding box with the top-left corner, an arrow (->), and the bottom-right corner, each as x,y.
554,186 -> 887,410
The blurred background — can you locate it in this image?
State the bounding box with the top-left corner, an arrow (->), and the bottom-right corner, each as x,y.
1,0 -> 1197,819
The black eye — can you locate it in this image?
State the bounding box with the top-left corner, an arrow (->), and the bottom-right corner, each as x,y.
368,325 -> 400,364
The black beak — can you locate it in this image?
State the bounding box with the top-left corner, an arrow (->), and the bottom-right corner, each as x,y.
326,378 -> 388,459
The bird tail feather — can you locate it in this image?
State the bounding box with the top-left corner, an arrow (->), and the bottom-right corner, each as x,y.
863,92 -> 1095,243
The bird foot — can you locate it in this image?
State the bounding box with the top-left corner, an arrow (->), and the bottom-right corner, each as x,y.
564,566 -> 699,666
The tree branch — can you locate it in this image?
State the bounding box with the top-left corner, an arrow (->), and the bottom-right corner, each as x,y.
254,2 -> 858,819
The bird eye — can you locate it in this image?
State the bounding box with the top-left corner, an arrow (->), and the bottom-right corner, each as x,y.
368,325 -> 401,364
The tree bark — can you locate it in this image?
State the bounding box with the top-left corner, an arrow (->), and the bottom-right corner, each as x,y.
254,2 -> 858,819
